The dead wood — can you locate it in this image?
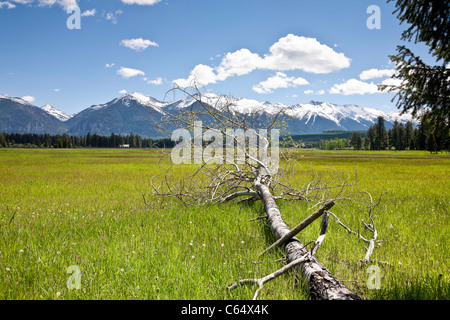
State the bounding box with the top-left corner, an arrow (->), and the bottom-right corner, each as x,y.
150,85 -> 372,300
259,200 -> 334,257
254,175 -> 361,300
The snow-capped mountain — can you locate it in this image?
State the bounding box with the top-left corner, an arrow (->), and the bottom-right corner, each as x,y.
0,91 -> 415,137
41,104 -> 72,122
0,94 -> 33,106
65,92 -> 169,137
162,93 -> 413,133
0,95 -> 68,135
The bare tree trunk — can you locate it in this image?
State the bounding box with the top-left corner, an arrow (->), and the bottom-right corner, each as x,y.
254,181 -> 361,300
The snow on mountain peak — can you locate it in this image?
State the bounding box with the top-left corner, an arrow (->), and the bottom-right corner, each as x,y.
119,92 -> 168,110
41,104 -> 72,122
0,94 -> 33,106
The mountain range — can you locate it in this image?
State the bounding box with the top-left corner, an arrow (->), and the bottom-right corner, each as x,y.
0,92 -> 414,137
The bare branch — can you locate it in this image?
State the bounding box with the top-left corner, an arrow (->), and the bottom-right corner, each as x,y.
228,253 -> 311,300
259,200 -> 335,257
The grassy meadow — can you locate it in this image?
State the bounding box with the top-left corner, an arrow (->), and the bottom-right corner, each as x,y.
0,148 -> 449,300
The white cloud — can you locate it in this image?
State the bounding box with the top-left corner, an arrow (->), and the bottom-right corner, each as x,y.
380,78 -> 402,92
6,1 -> 79,10
252,72 -> 309,94
120,38 -> 159,52
359,68 -> 395,80
117,67 -> 145,79
0,2 -> 16,9
119,89 -> 128,95
330,79 -> 379,95
380,78 -> 402,87
106,10 -> 122,24
147,77 -> 163,85
304,89 -> 325,95
175,34 -> 350,87
216,49 -> 264,80
261,34 -> 351,74
21,95 -> 36,103
81,8 -> 96,17
173,64 -> 218,87
37,0 -> 78,10
121,0 -> 161,5
105,63 -> 115,68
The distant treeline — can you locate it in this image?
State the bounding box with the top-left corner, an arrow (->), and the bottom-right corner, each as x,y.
1,116 -> 448,152
0,132 -> 175,149
290,117 -> 449,152
362,117 -> 448,152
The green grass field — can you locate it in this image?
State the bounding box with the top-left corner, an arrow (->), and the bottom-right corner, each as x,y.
0,148 -> 449,300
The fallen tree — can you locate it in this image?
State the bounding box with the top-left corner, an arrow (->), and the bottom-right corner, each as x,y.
148,84 -> 384,300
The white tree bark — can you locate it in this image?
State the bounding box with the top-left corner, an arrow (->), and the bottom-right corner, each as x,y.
254,180 -> 361,300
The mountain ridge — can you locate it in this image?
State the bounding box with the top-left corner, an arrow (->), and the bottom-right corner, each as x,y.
0,92 -> 415,137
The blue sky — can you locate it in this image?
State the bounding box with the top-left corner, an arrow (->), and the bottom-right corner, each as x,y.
0,0 -> 434,115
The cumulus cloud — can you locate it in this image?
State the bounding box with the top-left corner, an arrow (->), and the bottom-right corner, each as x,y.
121,0 -> 161,5
119,89 -> 128,95
21,95 -> 36,103
147,77 -> 163,85
174,34 -> 350,90
3,0 -> 78,9
252,72 -> 309,94
380,78 -> 402,87
120,38 -> 159,52
216,49 -> 264,80
81,8 -> 96,17
35,0 -> 78,10
330,70 -> 404,95
330,79 -> 379,95
359,68 -> 395,80
380,77 -> 402,92
0,2 -> 16,9
106,10 -> 122,24
173,64 -> 218,87
304,89 -> 325,95
117,67 -> 145,79
261,34 -> 351,73
105,63 -> 115,68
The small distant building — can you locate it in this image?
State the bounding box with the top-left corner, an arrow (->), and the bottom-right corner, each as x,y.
119,144 -> 130,148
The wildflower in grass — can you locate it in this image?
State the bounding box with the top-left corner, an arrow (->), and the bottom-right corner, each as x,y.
120,268 -> 124,272
19,249 -> 24,253
5,267 -> 10,271
57,251 -> 60,255
56,292 -> 61,298
221,243 -> 224,247
191,255 -> 195,259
